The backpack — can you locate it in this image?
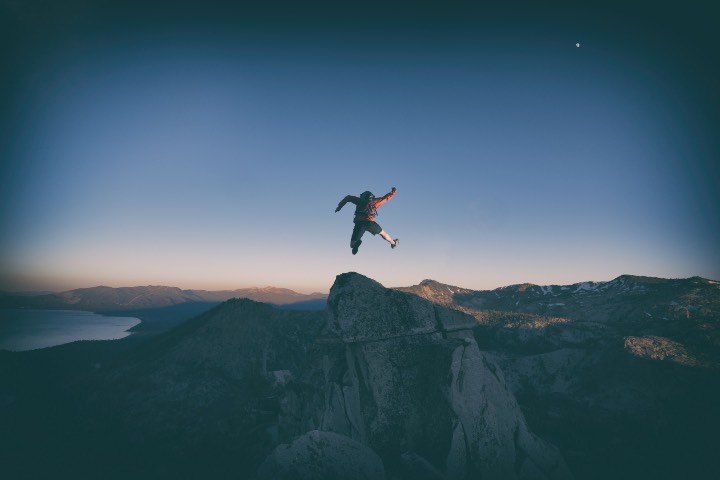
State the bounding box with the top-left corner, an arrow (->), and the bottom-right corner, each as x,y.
355,191 -> 378,218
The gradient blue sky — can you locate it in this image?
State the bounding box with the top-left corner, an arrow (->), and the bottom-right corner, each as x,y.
1,1 -> 718,293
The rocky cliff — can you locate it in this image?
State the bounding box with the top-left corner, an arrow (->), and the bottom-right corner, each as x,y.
261,272 -> 571,480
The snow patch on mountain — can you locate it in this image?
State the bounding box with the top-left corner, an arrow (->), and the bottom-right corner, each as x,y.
572,282 -> 601,293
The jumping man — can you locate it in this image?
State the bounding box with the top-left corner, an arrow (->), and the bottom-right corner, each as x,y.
335,187 -> 399,255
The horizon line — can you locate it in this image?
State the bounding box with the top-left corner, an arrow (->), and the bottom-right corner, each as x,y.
2,272 -> 716,297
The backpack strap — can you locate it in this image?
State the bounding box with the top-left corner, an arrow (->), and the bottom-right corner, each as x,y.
355,200 -> 378,218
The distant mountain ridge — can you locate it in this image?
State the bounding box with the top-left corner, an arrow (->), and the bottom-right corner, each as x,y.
0,284 -> 328,311
398,274 -> 718,320
397,274 -> 720,366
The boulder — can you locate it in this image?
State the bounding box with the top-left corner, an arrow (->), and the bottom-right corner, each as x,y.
255,430 -> 385,480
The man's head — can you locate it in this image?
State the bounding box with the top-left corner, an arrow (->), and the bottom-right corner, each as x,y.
360,191 -> 375,202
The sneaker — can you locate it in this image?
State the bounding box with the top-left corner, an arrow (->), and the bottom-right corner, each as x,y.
351,239 -> 361,255
391,239 -> 399,249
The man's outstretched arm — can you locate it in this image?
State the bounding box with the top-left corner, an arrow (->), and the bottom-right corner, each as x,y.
335,195 -> 358,212
374,187 -> 397,208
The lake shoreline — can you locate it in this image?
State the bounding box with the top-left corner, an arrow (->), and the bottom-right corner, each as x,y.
0,309 -> 142,352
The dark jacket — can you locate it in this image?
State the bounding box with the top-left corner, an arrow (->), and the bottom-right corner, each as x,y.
337,189 -> 396,222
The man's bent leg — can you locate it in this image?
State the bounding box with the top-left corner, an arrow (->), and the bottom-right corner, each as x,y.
351,224 -> 365,254
379,230 -> 397,246
351,224 -> 364,247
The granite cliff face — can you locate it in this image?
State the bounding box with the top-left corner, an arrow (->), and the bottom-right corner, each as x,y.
299,272 -> 571,480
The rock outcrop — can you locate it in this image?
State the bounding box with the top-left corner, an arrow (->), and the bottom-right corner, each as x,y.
311,272 -> 571,480
256,430 -> 386,480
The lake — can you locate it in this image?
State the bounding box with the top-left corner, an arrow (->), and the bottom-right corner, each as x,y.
0,309 -> 141,351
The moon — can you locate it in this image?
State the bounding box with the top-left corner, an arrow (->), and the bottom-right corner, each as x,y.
576,42 -> 581,48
